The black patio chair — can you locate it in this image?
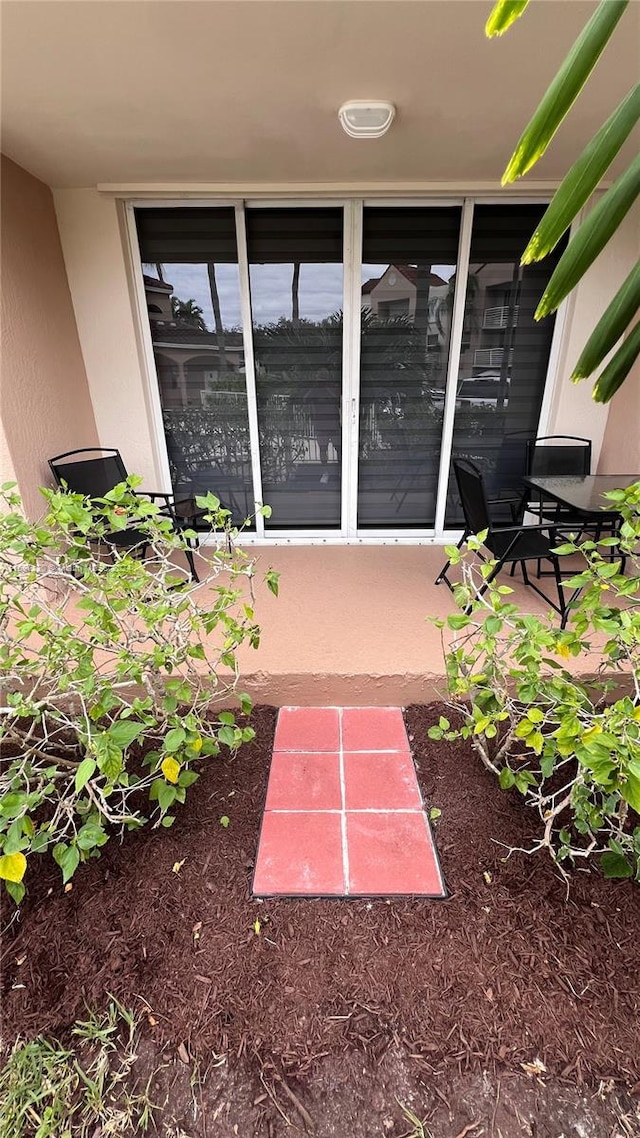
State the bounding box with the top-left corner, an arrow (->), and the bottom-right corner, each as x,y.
436,458 -> 569,624
49,447 -> 201,581
526,435 -> 592,524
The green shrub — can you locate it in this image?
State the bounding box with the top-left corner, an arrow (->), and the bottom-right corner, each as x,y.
0,480 -> 278,902
430,482 -> 640,880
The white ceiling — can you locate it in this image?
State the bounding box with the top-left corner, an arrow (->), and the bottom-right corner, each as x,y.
1,0 -> 638,188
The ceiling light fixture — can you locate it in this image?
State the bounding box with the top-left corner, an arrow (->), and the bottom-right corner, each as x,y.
338,100 -> 396,139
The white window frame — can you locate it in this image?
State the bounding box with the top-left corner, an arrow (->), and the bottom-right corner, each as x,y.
123,194 -> 566,545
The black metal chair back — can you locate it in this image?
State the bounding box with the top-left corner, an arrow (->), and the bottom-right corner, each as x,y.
48,447 -> 200,581
453,458 -> 491,537
526,436 -> 591,478
49,448 -> 128,497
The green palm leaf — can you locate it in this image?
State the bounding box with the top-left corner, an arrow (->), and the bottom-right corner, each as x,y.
572,260 -> 640,381
502,0 -> 629,184
593,320 -> 640,403
535,153 -> 640,319
485,0 -> 529,37
522,85 -> 640,263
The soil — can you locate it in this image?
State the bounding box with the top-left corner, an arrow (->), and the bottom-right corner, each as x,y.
2,703 -> 640,1137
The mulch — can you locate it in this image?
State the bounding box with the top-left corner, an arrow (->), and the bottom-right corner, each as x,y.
2,703 -> 639,1093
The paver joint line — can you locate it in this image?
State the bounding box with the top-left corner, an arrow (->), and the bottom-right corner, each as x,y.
253,707 -> 445,898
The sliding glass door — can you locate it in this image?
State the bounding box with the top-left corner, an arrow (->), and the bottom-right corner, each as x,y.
246,208 -> 343,529
134,200 -> 562,539
358,206 -> 461,528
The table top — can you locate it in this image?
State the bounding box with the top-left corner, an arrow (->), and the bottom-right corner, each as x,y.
522,474 -> 639,516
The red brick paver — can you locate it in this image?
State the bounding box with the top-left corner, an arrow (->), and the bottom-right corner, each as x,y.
253,708 -> 446,898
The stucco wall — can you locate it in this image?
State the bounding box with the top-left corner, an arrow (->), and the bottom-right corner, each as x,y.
53,189 -> 163,488
545,203 -> 640,468
0,155 -> 97,517
597,202 -> 640,476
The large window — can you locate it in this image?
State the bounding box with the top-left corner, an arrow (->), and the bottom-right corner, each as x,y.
135,201 -> 562,539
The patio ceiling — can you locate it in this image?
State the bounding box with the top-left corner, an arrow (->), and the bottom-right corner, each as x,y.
1,1 -> 638,189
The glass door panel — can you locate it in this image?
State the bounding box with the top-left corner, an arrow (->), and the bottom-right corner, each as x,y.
246,208 -> 344,529
357,207 -> 462,528
135,207 -> 254,526
444,205 -> 566,527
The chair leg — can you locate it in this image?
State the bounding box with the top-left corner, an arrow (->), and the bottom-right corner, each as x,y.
551,555 -> 569,627
185,546 -> 199,583
435,531 -> 468,588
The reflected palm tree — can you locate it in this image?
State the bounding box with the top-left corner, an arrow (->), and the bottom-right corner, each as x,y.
171,297 -> 207,330
207,263 -> 228,374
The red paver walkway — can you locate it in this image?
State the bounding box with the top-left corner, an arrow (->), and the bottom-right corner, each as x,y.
253,707 -> 446,898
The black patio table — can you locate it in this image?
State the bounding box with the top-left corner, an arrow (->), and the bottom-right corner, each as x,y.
522,474 -> 640,524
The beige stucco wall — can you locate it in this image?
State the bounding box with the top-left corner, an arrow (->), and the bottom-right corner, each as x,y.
597,357 -> 640,474
597,201 -> 640,475
53,189 -> 163,489
0,155 -> 97,517
545,203 -> 640,467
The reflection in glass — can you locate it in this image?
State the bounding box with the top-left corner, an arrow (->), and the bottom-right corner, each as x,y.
247,208 -> 344,529
135,208 -> 254,526
445,206 -> 566,527
357,207 -> 462,527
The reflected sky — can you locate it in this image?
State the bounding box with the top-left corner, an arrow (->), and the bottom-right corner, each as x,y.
147,261 -> 456,333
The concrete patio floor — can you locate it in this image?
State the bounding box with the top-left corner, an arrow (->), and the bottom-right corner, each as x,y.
190,544 -> 599,706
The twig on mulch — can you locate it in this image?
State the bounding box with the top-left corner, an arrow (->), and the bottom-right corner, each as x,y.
259,1071 -> 292,1130
275,1073 -> 315,1133
490,1079 -> 501,1138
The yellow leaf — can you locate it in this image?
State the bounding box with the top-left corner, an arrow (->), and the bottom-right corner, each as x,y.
556,643 -> 571,659
253,919 -> 261,935
0,852 -> 27,883
161,756 -> 180,784
172,858 -> 186,874
191,736 -> 203,752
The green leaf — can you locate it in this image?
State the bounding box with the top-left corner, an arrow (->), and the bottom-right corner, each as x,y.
164,727 -> 186,753
622,763 -> 640,813
499,767 -> 516,789
161,815 -> 175,828
485,0 -> 529,37
522,85 -> 640,263
429,807 -> 442,821
75,757 -> 96,793
218,711 -> 235,726
219,815 -> 230,828
601,850 -> 633,878
593,320 -> 640,403
108,719 -> 144,748
502,0 -> 630,183
447,614 -> 471,631
59,845 -> 80,884
535,155 -> 640,319
157,782 -> 176,813
218,725 -> 236,748
95,740 -> 124,782
177,770 -> 200,788
5,880 -> 25,905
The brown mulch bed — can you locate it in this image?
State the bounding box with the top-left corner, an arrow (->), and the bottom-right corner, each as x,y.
2,703 -> 639,1096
